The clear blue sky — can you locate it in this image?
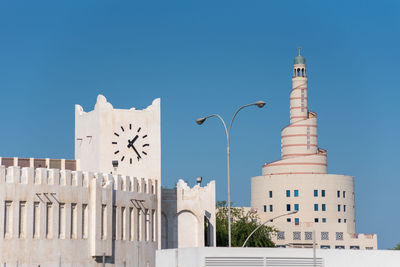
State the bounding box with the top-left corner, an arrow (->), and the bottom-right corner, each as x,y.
0,1 -> 399,249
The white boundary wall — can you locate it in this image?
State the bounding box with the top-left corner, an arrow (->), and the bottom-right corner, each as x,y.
156,247 -> 400,267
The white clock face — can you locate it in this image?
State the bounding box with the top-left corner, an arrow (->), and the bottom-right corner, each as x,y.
112,123 -> 150,165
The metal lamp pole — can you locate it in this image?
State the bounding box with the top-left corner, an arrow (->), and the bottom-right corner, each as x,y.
242,210 -> 298,248
196,101 -> 266,247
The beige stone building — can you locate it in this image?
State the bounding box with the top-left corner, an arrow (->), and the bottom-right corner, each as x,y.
0,95 -> 216,267
250,50 -> 377,250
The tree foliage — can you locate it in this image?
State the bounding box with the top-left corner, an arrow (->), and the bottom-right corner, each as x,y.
393,243 -> 400,250
216,201 -> 276,247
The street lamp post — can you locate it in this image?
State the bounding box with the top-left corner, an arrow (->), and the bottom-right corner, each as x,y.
196,101 -> 266,247
242,210 -> 298,248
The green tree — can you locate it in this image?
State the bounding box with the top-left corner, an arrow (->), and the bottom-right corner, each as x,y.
216,201 -> 276,247
393,243 -> 400,250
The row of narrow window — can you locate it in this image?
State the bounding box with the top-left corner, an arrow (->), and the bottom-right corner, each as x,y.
3,201 -> 88,240
315,203 -> 347,212
276,233 -> 370,249
313,218 -> 347,223
3,201 -> 156,243
267,190 -> 349,198
285,217 -> 326,224
109,205 -> 156,242
293,68 -> 306,77
263,203 -> 347,213
262,215 -> 347,225
277,231 -> 344,241
276,244 -> 370,250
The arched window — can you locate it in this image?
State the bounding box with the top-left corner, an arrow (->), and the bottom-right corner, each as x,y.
301,68 -> 305,77
297,68 -> 301,77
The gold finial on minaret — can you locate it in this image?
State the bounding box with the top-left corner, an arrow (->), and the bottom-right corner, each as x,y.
298,47 -> 301,56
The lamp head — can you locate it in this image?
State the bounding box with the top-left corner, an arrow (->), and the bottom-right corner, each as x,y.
196,176 -> 203,185
255,101 -> 266,108
196,117 -> 206,125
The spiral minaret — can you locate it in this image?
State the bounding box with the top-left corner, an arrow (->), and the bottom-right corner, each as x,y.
250,49 -> 377,250
263,48 -> 327,175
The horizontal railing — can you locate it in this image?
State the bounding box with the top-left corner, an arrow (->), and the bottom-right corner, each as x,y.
0,157 -> 76,171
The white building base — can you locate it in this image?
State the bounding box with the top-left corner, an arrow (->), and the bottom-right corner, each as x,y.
156,247 -> 400,267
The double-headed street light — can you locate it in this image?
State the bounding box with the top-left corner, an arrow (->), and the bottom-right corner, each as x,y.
242,210 -> 298,248
196,100 -> 266,247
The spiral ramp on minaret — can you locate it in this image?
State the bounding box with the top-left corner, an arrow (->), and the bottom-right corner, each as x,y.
263,48 -> 327,176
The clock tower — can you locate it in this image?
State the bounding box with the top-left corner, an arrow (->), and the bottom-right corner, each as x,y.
74,94 -> 161,181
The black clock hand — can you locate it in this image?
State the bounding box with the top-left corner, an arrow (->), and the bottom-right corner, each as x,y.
132,145 -> 141,159
131,135 -> 139,144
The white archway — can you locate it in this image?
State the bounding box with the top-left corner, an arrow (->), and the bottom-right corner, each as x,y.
177,210 -> 199,248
